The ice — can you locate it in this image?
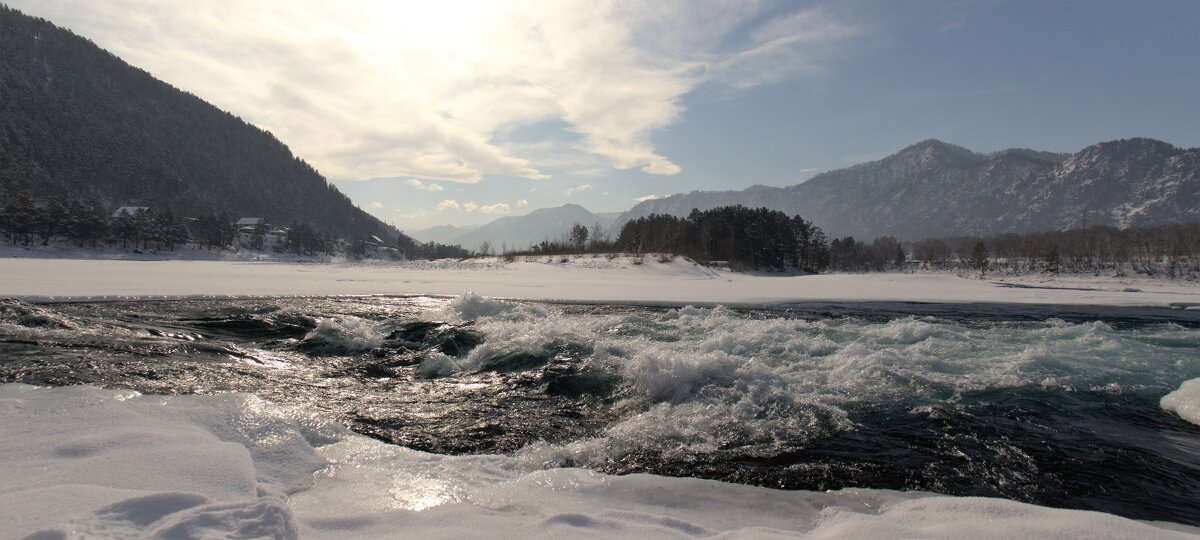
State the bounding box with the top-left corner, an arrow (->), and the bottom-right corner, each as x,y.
3,255 -> 1200,308
1161,377 -> 1200,426
1,384 -> 1195,538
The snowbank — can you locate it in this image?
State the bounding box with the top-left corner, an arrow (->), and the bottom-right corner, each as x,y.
1,384 -> 1194,539
1162,378 -> 1200,426
3,255 -> 1199,308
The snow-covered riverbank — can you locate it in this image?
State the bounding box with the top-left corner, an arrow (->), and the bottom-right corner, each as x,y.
3,384 -> 1195,539
2,254 -> 1199,308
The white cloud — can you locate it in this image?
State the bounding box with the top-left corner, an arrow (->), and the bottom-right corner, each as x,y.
516,199 -> 529,207
463,202 -> 479,212
11,1 -> 861,182
436,199 -> 461,211
635,194 -> 663,202
405,178 -> 445,191
478,203 -> 510,214
370,201 -> 384,209
564,184 -> 594,196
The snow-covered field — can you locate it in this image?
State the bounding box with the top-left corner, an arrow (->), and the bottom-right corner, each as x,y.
3,254 -> 1200,307
3,384 -> 1195,539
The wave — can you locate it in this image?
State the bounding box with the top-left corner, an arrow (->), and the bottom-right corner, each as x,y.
296,316 -> 384,355
415,303 -> 1200,473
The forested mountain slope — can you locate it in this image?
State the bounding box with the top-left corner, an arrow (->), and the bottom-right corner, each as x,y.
0,6 -> 400,240
618,138 -> 1199,240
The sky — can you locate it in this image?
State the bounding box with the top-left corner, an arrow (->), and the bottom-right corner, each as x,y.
10,0 -> 1199,231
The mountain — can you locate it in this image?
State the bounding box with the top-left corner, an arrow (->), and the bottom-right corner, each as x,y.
0,6 -> 400,241
405,223 -> 478,245
414,204 -> 615,252
616,138 -> 1198,240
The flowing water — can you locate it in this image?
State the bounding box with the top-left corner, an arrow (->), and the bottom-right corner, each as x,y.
1,295 -> 1198,525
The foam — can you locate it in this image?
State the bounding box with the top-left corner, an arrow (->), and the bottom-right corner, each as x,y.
406,303 -> 1200,470
1161,377 -> 1200,426
299,316 -> 384,355
436,291 -> 523,322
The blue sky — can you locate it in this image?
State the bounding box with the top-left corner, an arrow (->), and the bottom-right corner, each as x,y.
11,0 -> 1199,231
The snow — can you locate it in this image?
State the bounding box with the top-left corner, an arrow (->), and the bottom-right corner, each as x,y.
2,384 -> 1194,539
2,254 -> 1199,307
1161,377 -> 1200,426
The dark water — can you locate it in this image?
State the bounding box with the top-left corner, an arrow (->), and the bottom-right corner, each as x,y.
1,296 -> 1198,525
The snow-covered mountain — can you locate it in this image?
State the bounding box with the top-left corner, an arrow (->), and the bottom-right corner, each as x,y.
410,204 -> 615,252
615,138 -> 1198,240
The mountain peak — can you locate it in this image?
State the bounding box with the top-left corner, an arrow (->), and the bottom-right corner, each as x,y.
886,139 -> 983,168
528,203 -> 590,216
614,136 -> 1198,240
1087,137 -> 1178,156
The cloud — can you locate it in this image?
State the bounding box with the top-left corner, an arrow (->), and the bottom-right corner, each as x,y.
798,168 -> 819,173
516,199 -> 529,207
370,201 -> 384,209
440,200 -> 508,214
635,194 -> 663,202
564,184 -> 594,196
405,178 -> 444,191
11,1 -> 862,182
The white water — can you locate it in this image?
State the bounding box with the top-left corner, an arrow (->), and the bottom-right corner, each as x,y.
417,299 -> 1200,469
2,384 -> 1195,539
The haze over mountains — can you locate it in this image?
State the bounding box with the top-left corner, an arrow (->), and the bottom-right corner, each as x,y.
618,138 -> 1199,241
407,204 -> 615,252
0,6 -> 400,241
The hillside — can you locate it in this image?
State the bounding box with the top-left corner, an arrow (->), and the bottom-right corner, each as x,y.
410,204 -> 614,252
404,224 -> 478,246
617,138 -> 1199,240
0,6 -> 400,241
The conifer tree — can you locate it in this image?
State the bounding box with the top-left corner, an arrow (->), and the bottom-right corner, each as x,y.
969,241 -> 989,277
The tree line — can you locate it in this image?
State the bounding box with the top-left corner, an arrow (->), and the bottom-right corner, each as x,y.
909,223 -> 1200,278
614,206 -> 831,271
0,189 -> 469,260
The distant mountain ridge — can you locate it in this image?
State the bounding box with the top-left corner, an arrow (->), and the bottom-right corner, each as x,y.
617,138 -> 1198,240
0,6 -> 401,241
408,204 -> 614,252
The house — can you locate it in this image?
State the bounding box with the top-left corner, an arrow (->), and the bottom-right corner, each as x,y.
233,218 -> 273,250
111,206 -> 149,219
235,217 -> 267,229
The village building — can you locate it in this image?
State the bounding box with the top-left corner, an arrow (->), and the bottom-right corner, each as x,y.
111,206 -> 149,218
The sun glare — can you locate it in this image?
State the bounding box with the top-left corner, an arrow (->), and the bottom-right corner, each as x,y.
368,0 -> 502,53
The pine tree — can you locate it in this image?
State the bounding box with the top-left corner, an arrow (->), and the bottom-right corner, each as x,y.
969,241 -> 989,278
1044,245 -> 1061,273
